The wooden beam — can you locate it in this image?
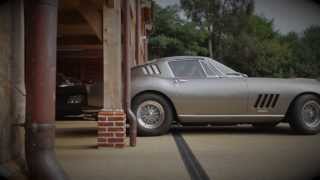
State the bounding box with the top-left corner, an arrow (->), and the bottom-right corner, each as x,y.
58,35 -> 100,45
58,24 -> 96,36
58,48 -> 103,59
102,0 -> 123,110
59,0 -> 79,11
58,44 -> 103,50
89,0 -> 104,10
105,0 -> 114,8
58,10 -> 87,25
76,1 -> 103,41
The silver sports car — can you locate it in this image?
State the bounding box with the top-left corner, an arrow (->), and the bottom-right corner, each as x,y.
131,56 -> 320,136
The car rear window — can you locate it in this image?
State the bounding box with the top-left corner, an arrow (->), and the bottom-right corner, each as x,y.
168,60 -> 205,78
200,61 -> 223,77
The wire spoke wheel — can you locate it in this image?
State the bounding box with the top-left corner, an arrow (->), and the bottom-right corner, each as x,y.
302,100 -> 320,129
137,100 -> 165,129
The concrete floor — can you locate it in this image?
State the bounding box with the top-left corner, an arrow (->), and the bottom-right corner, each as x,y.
56,121 -> 320,180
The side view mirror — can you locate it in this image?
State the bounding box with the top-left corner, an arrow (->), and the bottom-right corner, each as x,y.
242,74 -> 248,78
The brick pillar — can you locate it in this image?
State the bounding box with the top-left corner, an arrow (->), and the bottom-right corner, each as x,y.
97,110 -> 126,148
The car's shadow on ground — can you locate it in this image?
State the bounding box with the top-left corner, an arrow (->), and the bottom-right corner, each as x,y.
170,124 -> 302,136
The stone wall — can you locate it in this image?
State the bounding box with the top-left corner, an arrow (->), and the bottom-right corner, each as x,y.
0,0 -> 26,178
0,1 -> 13,164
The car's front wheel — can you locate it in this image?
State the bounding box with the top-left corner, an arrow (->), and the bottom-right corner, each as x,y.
289,94 -> 320,135
132,93 -> 173,136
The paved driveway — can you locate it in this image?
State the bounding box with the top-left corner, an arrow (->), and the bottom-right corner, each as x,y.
56,121 -> 320,180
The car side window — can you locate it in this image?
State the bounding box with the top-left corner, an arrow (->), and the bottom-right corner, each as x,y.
168,60 -> 205,78
200,61 -> 223,77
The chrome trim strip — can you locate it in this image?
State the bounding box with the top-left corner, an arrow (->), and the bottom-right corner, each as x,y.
179,114 -> 285,118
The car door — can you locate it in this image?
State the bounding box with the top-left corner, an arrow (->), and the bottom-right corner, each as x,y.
169,59 -> 248,123
246,78 -> 285,116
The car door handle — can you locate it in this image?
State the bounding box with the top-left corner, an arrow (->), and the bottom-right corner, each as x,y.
174,79 -> 189,84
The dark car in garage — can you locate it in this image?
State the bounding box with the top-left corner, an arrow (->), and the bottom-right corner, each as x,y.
56,74 -> 88,119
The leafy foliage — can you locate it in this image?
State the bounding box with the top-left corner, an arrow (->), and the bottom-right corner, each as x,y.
292,26 -> 320,78
149,4 -> 208,59
221,15 -> 296,77
149,1 -> 320,78
180,0 -> 254,58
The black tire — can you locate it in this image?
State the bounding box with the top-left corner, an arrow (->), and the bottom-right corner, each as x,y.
132,93 -> 174,136
252,122 -> 279,129
289,94 -> 320,135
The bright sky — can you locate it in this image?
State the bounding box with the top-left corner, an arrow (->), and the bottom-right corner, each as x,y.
154,0 -> 320,34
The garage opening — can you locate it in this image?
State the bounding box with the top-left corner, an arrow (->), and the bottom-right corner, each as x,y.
56,1 -> 103,120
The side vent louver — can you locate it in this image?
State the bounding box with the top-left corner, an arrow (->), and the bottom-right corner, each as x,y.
142,64 -> 161,75
271,94 -> 280,108
254,94 -> 280,109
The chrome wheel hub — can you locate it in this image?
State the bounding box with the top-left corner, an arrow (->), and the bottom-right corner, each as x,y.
137,101 -> 165,129
302,100 -> 320,128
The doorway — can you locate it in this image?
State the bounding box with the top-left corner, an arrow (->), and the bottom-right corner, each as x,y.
56,0 -> 103,120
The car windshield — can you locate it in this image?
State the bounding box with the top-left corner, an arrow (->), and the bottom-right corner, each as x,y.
209,59 -> 242,76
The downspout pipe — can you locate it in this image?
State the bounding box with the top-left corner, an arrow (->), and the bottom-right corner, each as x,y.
25,0 -> 69,179
122,0 -> 137,147
135,0 -> 141,65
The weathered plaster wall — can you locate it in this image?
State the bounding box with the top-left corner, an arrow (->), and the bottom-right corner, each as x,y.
0,0 -> 25,178
0,1 -> 15,164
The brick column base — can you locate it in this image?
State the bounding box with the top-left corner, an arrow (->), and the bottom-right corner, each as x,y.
97,110 -> 126,148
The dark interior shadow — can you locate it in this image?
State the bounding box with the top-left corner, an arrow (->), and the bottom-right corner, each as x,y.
56,117 -> 94,121
56,127 -> 97,138
56,144 -> 97,150
170,124 -> 302,136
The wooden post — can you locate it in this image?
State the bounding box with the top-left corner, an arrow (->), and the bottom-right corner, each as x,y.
98,0 -> 126,148
102,0 -> 122,111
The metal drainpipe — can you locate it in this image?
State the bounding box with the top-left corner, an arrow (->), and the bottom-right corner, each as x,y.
135,0 -> 141,65
25,0 -> 69,179
123,0 -> 138,147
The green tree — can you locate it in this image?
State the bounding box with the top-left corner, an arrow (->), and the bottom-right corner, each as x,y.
293,26 -> 320,78
180,0 -> 254,59
149,4 -> 208,59
221,15 -> 295,77
149,1 -> 320,79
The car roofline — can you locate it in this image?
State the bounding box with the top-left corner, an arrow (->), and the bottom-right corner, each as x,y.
132,56 -> 211,69
154,56 -> 209,62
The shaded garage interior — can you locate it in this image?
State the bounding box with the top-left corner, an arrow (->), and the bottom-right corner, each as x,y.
56,1 -> 104,118
1,0 -> 152,179
55,0 -> 152,119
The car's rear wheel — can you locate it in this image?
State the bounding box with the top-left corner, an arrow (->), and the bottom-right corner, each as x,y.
132,93 -> 173,136
289,94 -> 320,135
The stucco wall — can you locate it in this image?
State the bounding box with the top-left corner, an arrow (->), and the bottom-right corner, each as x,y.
0,0 -> 25,177
0,1 -> 15,164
